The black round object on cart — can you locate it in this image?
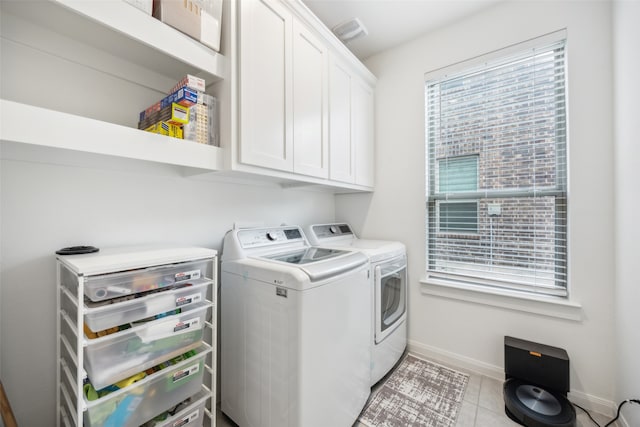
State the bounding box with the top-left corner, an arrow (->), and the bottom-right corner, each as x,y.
56,246 -> 99,255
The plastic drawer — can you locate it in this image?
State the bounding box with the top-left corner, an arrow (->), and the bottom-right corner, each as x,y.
84,280 -> 210,332
84,348 -> 209,427
84,259 -> 210,302
85,303 -> 210,390
142,389 -> 209,427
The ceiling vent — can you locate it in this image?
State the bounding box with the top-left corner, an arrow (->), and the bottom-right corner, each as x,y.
332,17 -> 368,43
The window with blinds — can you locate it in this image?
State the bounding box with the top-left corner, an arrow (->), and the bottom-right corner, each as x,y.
425,38 -> 568,297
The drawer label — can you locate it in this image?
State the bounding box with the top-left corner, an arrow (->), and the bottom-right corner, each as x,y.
175,292 -> 201,307
172,363 -> 200,383
175,269 -> 201,282
172,409 -> 199,427
173,317 -> 199,333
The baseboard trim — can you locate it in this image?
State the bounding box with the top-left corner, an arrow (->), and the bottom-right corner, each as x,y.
568,389 -> 616,418
407,339 -> 503,380
407,339 -> 618,419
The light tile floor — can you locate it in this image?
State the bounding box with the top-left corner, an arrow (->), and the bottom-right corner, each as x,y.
215,358 -> 613,427
453,372 -> 612,427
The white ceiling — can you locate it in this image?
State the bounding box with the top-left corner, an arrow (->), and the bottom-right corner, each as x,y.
302,0 -> 502,60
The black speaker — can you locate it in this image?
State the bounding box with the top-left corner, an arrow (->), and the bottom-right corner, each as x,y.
503,336 -> 576,427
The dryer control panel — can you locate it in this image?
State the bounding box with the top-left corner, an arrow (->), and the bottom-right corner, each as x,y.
311,224 -> 353,239
238,227 -> 305,248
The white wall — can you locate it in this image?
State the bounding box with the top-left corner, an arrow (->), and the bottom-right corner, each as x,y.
337,0 -> 616,409
613,1 -> 640,425
0,159 -> 335,425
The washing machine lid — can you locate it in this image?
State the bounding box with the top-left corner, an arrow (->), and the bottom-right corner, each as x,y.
257,247 -> 368,282
262,247 -> 349,265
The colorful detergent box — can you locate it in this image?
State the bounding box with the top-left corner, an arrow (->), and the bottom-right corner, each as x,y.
139,87 -> 201,122
169,74 -> 206,94
144,121 -> 184,139
159,87 -> 199,109
140,102 -> 162,123
139,103 -> 189,129
156,103 -> 190,126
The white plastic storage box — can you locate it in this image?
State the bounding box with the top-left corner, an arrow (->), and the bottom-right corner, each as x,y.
84,303 -> 210,389
153,0 -> 223,52
83,259 -> 209,302
147,389 -> 210,427
84,280 -> 210,332
123,0 -> 153,15
84,347 -> 209,427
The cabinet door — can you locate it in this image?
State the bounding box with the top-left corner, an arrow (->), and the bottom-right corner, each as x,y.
352,78 -> 375,187
292,21 -> 328,178
328,58 -> 355,183
239,0 -> 293,171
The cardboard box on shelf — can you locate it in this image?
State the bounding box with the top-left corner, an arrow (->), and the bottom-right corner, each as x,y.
153,0 -> 222,52
169,74 -> 206,93
158,103 -> 190,126
139,103 -> 190,129
139,87 -> 202,124
144,121 -> 184,139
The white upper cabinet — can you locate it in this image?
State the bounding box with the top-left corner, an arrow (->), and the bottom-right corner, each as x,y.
236,0 -> 375,190
329,55 -> 375,187
292,20 -> 329,179
238,0 -> 329,178
329,58 -> 356,183
352,78 -> 375,187
238,0 -> 294,171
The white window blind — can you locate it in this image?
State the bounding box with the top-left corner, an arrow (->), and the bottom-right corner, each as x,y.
425,39 -> 568,297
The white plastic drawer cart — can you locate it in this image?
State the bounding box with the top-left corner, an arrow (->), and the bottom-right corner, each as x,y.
56,247 -> 217,427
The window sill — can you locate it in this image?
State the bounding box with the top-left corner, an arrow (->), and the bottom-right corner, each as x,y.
420,277 -> 583,321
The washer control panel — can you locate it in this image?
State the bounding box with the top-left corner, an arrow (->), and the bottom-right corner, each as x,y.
311,224 -> 353,239
238,227 -> 304,248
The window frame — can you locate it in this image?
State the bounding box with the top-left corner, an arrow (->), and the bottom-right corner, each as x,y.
424,30 -> 569,298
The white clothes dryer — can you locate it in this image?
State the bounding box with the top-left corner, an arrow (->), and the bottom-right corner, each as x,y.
220,225 -> 372,427
305,223 -> 407,386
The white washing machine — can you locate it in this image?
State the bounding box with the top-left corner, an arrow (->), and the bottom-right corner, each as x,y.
220,225 -> 372,427
305,223 -> 407,386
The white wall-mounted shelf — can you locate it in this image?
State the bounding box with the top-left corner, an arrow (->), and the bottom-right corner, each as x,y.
0,100 -> 224,173
1,0 -> 229,87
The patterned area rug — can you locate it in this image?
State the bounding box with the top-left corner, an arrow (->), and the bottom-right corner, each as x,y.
358,354 -> 469,427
